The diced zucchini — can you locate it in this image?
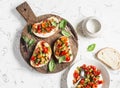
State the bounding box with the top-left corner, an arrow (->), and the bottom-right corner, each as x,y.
28,39 -> 35,47
35,58 -> 40,64
42,54 -> 46,57
51,21 -> 57,27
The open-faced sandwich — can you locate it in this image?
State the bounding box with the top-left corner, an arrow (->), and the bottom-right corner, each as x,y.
32,16 -> 60,38
54,36 -> 73,63
30,40 -> 52,67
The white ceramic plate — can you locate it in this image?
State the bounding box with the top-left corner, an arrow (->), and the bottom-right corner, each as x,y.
67,59 -> 110,88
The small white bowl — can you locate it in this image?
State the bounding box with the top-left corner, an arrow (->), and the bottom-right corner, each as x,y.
82,17 -> 102,37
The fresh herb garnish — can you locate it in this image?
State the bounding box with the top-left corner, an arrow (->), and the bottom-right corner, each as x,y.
27,25 -> 33,35
22,36 -> 29,44
51,21 -> 57,27
28,39 -> 35,48
87,43 -> 96,52
61,29 -> 71,37
59,20 -> 71,37
59,56 -> 66,63
48,59 -> 56,72
22,36 -> 35,48
59,20 -> 67,29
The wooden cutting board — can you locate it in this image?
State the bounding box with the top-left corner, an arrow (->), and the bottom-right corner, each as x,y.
17,2 -> 78,73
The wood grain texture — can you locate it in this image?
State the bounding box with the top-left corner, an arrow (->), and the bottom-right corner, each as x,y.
20,14 -> 78,73
17,2 -> 78,73
16,2 -> 37,24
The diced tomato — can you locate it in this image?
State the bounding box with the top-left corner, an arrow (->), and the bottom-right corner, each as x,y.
31,56 -> 35,61
96,70 -> 101,75
55,51 -> 59,56
43,47 -> 48,53
92,65 -> 96,70
86,71 -> 90,75
92,84 -> 98,88
81,64 -> 87,69
97,80 -> 103,84
37,29 -> 41,33
45,27 -> 51,32
86,85 -> 90,88
80,79 -> 84,85
94,70 -> 101,76
73,70 -> 79,78
35,48 -> 39,53
37,25 -> 41,33
41,41 -> 45,46
66,56 -> 70,61
60,51 -> 67,56
57,44 -> 61,48
37,25 -> 41,30
88,82 -> 93,86
65,42 -> 68,46
93,77 -> 97,81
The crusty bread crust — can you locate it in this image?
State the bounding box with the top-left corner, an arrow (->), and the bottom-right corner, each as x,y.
30,41 -> 52,68
96,47 -> 120,70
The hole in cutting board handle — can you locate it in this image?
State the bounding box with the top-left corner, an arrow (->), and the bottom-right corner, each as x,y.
16,1 -> 37,24
24,8 -> 26,11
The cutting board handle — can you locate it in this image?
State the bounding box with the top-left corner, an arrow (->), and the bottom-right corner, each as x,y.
16,2 -> 37,24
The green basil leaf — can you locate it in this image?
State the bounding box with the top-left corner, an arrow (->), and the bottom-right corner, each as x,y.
87,43 -> 96,52
27,25 -> 33,35
59,20 -> 67,29
28,39 -> 35,48
22,36 -> 29,44
22,36 -> 35,48
61,29 -> 71,37
48,59 -> 56,72
59,56 -> 65,63
51,21 -> 57,27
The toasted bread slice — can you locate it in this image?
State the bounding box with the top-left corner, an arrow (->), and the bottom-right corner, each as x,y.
30,41 -> 52,68
96,47 -> 120,70
54,36 -> 73,63
32,16 -> 60,38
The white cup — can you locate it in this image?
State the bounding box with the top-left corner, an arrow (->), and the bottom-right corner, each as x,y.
82,17 -> 102,37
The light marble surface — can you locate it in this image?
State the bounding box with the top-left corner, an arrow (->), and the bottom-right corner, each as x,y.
0,0 -> 120,88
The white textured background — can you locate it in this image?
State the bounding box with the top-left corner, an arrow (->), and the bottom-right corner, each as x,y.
0,0 -> 120,88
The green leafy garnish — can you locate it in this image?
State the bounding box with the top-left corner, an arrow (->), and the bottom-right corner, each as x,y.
51,21 -> 57,27
59,20 -> 71,37
59,56 -> 65,63
22,36 -> 29,44
48,59 -> 56,72
87,43 -> 96,52
22,36 -> 35,48
28,39 -> 35,48
61,29 -> 71,37
27,25 -> 33,35
59,20 -> 67,29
